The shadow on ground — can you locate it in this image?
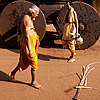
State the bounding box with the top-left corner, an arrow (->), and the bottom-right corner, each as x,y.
0,70 -> 33,88
38,53 -> 68,61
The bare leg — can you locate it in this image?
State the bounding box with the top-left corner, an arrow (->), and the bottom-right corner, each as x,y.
31,68 -> 36,84
31,68 -> 44,89
8,63 -> 20,81
68,50 -> 76,63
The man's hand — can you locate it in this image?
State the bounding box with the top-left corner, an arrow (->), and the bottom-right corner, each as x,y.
29,52 -> 34,58
76,33 -> 80,38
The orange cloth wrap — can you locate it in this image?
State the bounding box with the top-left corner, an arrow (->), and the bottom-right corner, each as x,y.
19,32 -> 40,72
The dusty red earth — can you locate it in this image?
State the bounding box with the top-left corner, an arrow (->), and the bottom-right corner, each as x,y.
0,24 -> 100,100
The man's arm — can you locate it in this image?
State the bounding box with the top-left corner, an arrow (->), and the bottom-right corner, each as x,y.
24,16 -> 33,58
74,11 -> 79,37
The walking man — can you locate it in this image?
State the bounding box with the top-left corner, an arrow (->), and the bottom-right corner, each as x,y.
9,5 -> 44,89
62,1 -> 79,63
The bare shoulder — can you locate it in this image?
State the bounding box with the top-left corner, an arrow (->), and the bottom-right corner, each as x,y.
23,15 -> 32,26
23,15 -> 30,21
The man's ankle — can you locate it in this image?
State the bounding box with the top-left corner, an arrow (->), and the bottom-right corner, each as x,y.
31,81 -> 37,84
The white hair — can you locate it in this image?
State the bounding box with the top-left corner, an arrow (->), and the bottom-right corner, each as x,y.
28,5 -> 39,14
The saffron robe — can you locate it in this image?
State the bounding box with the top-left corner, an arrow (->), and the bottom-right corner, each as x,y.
19,32 -> 40,71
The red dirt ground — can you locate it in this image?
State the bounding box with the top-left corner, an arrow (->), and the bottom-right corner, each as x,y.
0,24 -> 100,100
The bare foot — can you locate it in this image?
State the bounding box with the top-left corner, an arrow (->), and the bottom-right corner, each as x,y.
68,58 -> 75,63
8,72 -> 15,82
68,53 -> 76,60
31,82 -> 44,89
